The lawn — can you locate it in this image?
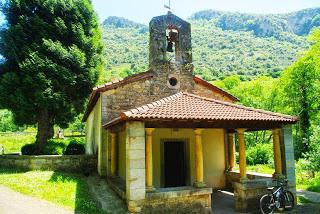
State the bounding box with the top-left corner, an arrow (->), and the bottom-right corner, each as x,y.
0,133 -> 35,153
0,168 -> 107,214
297,172 -> 320,193
233,164 -> 275,174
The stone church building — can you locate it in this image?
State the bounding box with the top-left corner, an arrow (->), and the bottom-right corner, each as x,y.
83,12 -> 297,213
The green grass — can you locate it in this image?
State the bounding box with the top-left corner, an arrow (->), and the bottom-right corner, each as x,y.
233,164 -> 274,174
247,164 -> 275,174
297,196 -> 314,204
0,133 -> 35,153
0,168 -> 107,214
297,172 -> 320,193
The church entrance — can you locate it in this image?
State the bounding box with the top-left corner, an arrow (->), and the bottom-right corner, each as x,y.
164,141 -> 186,187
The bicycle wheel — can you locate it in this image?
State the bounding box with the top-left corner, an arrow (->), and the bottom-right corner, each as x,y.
260,194 -> 275,214
284,191 -> 294,211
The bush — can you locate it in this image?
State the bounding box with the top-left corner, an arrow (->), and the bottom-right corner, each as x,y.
21,138 -> 85,155
246,143 -> 273,165
21,143 -> 42,155
64,138 -> 85,155
42,139 -> 68,155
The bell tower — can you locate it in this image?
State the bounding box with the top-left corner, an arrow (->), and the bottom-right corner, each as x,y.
149,11 -> 192,67
148,12 -> 194,93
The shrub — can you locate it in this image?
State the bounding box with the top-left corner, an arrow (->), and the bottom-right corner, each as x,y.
64,138 -> 85,155
246,143 -> 273,165
21,143 -> 42,155
305,126 -> 320,174
42,139 -> 68,155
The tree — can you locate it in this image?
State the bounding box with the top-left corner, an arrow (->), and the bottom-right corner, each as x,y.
280,28 -> 320,156
0,0 -> 104,144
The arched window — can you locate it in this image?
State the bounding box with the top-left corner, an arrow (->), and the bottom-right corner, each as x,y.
166,26 -> 180,62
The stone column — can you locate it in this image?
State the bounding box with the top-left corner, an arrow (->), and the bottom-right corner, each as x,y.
145,128 -> 155,192
194,129 -> 205,187
228,133 -> 236,170
237,129 -> 247,180
126,121 -> 146,213
110,132 -> 117,177
281,125 -> 296,196
272,129 -> 282,177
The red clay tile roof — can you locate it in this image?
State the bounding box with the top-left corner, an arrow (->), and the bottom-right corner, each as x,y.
82,71 -> 238,122
103,92 -> 297,128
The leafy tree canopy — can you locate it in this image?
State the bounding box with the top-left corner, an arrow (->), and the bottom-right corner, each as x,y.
0,0 -> 104,144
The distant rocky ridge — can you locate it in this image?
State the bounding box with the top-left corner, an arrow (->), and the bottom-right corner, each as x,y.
101,8 -> 319,80
190,8 -> 320,38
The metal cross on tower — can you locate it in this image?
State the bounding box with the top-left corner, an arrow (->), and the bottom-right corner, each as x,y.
164,0 -> 172,11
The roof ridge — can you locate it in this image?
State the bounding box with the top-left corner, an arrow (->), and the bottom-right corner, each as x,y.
182,92 -> 297,120
94,70 -> 153,91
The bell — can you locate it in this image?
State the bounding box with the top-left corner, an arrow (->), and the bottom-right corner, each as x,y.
167,41 -> 174,52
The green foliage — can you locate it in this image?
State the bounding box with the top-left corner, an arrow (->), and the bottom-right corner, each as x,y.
0,0 -> 104,144
101,15 -> 310,80
296,159 -> 320,193
43,139 -> 68,155
278,28 -> 320,156
21,143 -> 42,155
0,110 -> 21,132
304,126 -> 320,173
246,143 -> 273,165
103,16 -> 147,29
21,137 -> 85,155
67,114 -> 85,133
64,138 -> 85,155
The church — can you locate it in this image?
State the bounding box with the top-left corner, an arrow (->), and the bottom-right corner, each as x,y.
83,12 -> 297,213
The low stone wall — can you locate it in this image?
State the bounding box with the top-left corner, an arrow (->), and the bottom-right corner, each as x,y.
143,187 -> 212,214
226,170 -> 272,189
0,155 -> 97,173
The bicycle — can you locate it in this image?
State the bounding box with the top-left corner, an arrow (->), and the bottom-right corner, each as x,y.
260,179 -> 295,214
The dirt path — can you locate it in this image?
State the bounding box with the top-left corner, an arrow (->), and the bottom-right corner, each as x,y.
297,189 -> 320,203
0,185 -> 73,214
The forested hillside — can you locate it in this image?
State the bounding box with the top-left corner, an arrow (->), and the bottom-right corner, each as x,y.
101,8 -> 320,82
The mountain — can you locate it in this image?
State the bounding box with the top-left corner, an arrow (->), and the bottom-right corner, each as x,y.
103,16 -> 147,30
191,8 -> 320,38
100,8 -> 319,82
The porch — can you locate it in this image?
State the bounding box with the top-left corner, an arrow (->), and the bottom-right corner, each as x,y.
101,92 -> 297,213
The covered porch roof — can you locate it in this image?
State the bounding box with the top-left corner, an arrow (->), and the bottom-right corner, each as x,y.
103,92 -> 298,131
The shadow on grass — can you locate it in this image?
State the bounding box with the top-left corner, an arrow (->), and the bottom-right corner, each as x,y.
49,171 -> 107,214
0,168 -> 107,214
0,168 -> 28,174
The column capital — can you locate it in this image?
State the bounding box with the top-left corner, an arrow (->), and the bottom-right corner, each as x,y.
237,128 -> 247,135
194,128 -> 204,135
145,128 -> 155,136
227,133 -> 234,137
272,129 -> 281,135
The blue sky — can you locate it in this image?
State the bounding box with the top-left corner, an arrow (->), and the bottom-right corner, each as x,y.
92,0 -> 320,24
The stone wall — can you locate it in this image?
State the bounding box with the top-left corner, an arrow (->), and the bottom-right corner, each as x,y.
0,155 -> 97,173
143,187 -> 212,214
193,83 -> 235,102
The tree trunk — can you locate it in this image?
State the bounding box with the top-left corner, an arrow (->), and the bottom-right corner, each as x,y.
36,108 -> 54,145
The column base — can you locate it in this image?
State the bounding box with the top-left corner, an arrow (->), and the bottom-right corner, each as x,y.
272,173 -> 285,179
240,177 -> 248,183
146,186 -> 156,192
194,181 -> 207,188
